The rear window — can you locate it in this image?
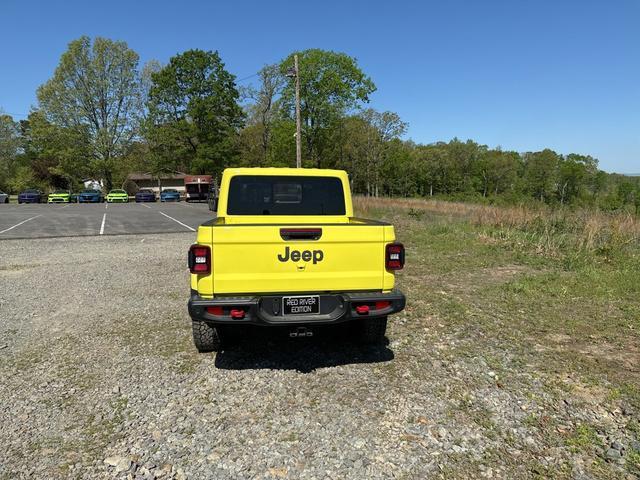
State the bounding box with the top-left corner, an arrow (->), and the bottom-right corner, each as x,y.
227,175 -> 345,215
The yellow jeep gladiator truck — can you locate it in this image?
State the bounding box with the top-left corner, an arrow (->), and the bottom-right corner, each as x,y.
187,167 -> 406,351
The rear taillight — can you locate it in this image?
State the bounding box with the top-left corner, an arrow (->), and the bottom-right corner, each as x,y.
188,245 -> 211,274
385,243 -> 405,270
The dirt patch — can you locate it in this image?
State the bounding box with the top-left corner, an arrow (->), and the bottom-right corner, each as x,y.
440,265 -> 537,295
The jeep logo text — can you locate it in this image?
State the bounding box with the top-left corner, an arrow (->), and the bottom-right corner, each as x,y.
277,246 -> 324,264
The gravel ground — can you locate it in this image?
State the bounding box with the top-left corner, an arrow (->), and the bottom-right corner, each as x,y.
0,234 -> 637,479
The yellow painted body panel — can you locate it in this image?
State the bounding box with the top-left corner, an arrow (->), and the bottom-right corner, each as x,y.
190,168 -> 397,296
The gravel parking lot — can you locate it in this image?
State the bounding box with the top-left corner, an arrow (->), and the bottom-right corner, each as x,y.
0,232 -> 479,480
0,233 -> 405,480
2,211 -> 636,479
0,202 -> 213,239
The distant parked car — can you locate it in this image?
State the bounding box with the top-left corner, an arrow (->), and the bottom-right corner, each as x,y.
48,190 -> 71,204
70,193 -> 79,203
0,191 -> 9,204
18,189 -> 44,204
106,189 -> 129,203
160,189 -> 181,202
78,189 -> 104,203
135,189 -> 156,203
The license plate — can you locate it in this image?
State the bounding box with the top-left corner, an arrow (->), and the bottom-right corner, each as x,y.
282,295 -> 320,315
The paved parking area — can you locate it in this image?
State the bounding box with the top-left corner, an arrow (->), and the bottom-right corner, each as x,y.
0,201 -> 214,239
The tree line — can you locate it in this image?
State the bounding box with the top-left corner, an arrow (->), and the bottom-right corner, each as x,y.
0,36 -> 638,212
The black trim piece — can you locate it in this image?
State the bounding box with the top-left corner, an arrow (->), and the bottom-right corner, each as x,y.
188,290 -> 406,326
280,228 -> 322,241
199,218 -> 391,228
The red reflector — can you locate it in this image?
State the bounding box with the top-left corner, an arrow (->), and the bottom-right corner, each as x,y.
230,309 -> 245,319
206,306 -> 223,315
355,305 -> 370,315
375,301 -> 390,310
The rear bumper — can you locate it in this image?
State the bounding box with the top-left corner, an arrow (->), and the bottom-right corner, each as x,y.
188,290 -> 406,326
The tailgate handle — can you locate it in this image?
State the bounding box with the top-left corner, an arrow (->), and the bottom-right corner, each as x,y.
280,228 -> 322,241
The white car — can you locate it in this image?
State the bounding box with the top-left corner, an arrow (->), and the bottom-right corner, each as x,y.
0,191 -> 9,204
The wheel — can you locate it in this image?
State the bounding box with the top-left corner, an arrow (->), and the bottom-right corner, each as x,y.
357,317 -> 387,344
192,320 -> 223,352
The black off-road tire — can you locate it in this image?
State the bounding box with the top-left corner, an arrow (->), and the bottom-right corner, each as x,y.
192,320 -> 223,352
358,317 -> 387,344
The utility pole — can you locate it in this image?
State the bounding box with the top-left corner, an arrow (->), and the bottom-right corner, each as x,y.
286,55 -> 303,168
294,54 -> 302,168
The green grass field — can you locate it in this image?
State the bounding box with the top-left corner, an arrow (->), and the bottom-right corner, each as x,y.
356,197 -> 640,478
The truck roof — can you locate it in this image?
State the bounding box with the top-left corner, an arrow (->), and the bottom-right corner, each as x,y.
218,167 -> 353,223
222,167 -> 348,179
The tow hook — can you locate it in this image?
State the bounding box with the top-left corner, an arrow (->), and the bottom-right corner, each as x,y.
290,327 -> 313,338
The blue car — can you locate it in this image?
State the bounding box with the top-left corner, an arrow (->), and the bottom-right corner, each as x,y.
135,189 -> 156,202
160,189 -> 181,202
78,189 -> 104,203
18,189 -> 44,204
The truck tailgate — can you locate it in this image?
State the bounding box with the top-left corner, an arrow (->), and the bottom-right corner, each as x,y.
211,225 -> 386,294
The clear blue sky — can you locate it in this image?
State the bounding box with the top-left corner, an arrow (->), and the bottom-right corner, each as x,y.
1,0 -> 638,172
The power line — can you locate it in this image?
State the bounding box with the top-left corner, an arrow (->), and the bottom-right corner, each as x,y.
236,72 -> 260,83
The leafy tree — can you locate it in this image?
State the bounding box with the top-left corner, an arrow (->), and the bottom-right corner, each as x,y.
146,49 -> 244,177
37,36 -> 142,189
445,138 -> 486,193
617,180 -> 635,205
381,139 -> 418,196
414,144 -> 448,197
477,149 -> 520,197
20,111 -> 92,189
0,114 -> 21,191
266,119 -> 297,166
279,49 -> 376,167
523,149 -> 560,203
556,154 -> 597,205
8,165 -> 39,193
350,109 -> 407,196
242,64 -> 286,166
